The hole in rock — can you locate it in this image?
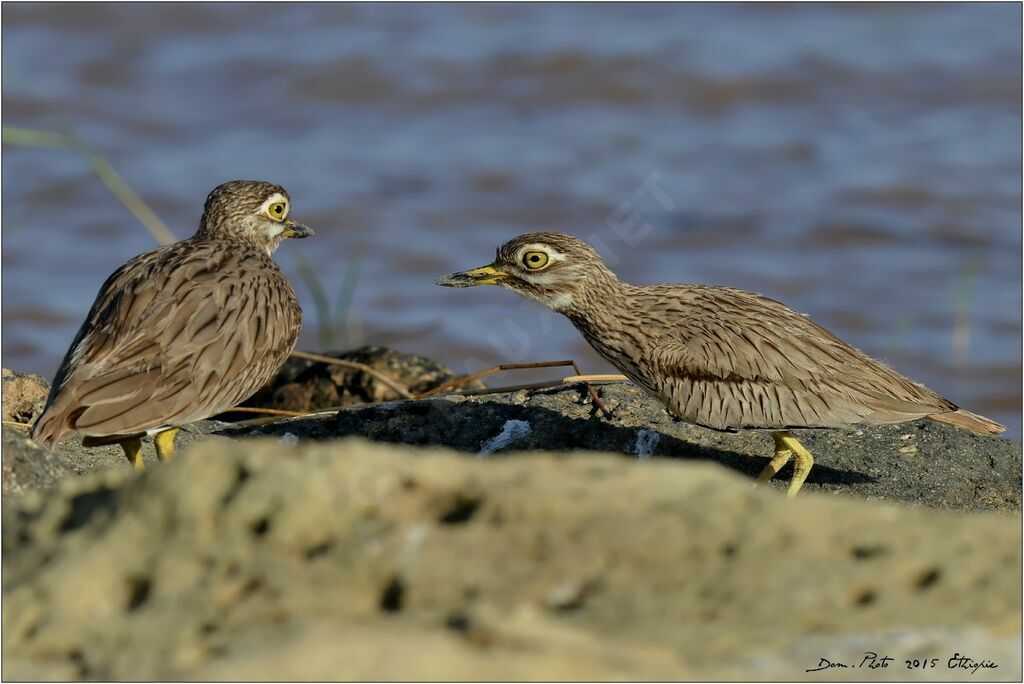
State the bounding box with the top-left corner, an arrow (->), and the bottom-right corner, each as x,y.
126,576 -> 152,611
439,496 -> 482,525
379,576 -> 405,613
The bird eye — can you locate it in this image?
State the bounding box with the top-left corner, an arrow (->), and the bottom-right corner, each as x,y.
522,251 -> 550,270
267,202 -> 287,220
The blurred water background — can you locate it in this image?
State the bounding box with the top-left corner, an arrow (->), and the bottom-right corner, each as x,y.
2,3 -> 1020,436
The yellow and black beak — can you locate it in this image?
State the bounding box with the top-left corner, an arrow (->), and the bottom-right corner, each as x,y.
435,264 -> 508,287
282,219 -> 315,239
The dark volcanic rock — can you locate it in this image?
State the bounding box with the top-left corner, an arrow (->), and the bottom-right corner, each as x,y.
236,345 -> 481,414
236,383 -> 1022,512
4,359 -> 1020,512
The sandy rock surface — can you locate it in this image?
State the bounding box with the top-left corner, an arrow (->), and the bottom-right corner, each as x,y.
2,367 -> 49,424
3,439 -> 1020,680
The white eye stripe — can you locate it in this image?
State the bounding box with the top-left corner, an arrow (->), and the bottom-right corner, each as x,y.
258,193 -> 289,219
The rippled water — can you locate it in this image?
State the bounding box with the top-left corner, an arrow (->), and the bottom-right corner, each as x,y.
3,3 -> 1020,436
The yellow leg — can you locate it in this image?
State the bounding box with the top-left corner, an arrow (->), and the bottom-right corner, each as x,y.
121,438 -> 144,471
153,427 -> 180,463
772,431 -> 814,498
757,433 -> 793,483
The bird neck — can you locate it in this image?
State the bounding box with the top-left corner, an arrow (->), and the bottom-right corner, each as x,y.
560,267 -> 627,320
192,225 -> 282,257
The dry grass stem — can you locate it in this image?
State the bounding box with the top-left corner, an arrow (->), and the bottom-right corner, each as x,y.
422,359 -> 612,416
3,126 -> 177,245
562,374 -> 628,383
289,350 -> 415,400
223,407 -> 309,417
421,360 -> 582,397
451,378 -> 625,398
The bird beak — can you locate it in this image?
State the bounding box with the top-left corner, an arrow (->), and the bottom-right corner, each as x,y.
282,219 -> 314,239
435,263 -> 508,287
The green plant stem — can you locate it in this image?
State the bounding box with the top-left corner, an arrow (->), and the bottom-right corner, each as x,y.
3,125 -> 177,245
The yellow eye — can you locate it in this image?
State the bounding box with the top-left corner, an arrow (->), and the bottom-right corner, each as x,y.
522,251 -> 549,270
267,202 -> 287,220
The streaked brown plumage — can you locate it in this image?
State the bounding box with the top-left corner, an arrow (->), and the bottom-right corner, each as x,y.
30,180 -> 314,468
437,231 -> 1004,497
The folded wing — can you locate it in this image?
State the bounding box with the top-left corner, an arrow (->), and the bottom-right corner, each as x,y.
635,286 -> 957,431
31,241 -> 300,446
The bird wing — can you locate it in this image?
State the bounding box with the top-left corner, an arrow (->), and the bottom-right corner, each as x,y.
635,286 -> 955,431
32,240 -> 300,444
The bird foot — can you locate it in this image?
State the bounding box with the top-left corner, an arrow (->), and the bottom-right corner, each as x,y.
756,431 -> 815,498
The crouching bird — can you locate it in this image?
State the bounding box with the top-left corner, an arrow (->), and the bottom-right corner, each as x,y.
30,180 -> 314,469
436,232 -> 1003,497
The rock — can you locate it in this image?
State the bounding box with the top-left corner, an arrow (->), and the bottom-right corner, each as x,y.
1,417 -> 234,498
2,426 -> 70,496
6,378 -> 1020,511
2,368 -> 49,424
236,383 -> 1021,512
236,345 -> 482,414
1,369 -> 69,495
2,439 -> 1019,680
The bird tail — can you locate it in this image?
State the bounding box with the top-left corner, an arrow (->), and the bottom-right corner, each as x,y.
929,409 -> 1005,436
28,405 -> 73,449
28,416 -> 57,448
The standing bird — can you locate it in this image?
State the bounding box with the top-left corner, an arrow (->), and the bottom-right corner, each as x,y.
30,180 -> 314,469
436,232 -> 1004,497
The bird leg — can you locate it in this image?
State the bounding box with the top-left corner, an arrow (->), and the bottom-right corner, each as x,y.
757,435 -> 792,483
153,427 -> 180,463
759,431 -> 814,498
121,437 -> 145,471
783,436 -> 814,499
419,359 -> 614,417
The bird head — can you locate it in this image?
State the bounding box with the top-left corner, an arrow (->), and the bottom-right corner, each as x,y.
435,232 -> 614,311
195,180 -> 314,254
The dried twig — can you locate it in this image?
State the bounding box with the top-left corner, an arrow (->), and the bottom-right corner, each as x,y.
421,360 -> 577,397
289,350 -> 415,400
561,374 -> 628,384
2,420 -> 31,429
453,377 -> 626,398
225,375 -> 628,430
419,359 -> 612,416
222,406 -> 309,417
226,416 -> 295,429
